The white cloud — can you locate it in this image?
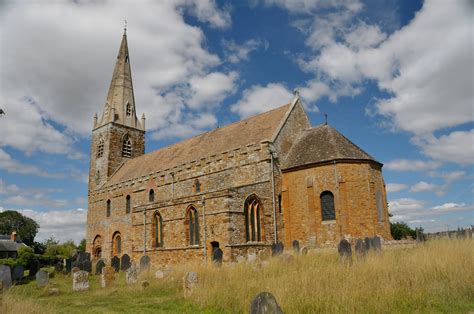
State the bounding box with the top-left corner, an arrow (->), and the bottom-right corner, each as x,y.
344,23 -> 386,49
180,0 -> 231,29
385,183 -> 408,193
410,181 -> 441,193
230,83 -> 294,118
385,159 -> 441,171
416,130 -> 474,165
151,112 -> 217,140
429,170 -> 466,183
188,71 -> 238,109
0,148 -> 62,178
222,39 -> 267,63
261,0 -> 363,15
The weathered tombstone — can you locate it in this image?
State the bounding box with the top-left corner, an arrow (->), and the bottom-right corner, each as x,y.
126,265 -> 138,284
101,266 -> 115,288
338,239 -> 352,263
72,270 -> 89,292
82,260 -> 92,273
271,242 -> 284,256
121,254 -> 131,271
372,236 -> 382,252
364,237 -> 371,251
36,270 -> 49,287
355,239 -> 367,259
183,271 -> 198,298
0,265 -> 12,290
248,252 -> 257,263
12,265 -> 24,282
250,292 -> 284,314
139,255 -> 151,272
65,258 -> 72,273
292,240 -> 300,254
301,246 -> 308,255
212,247 -> 223,266
71,266 -> 80,274
95,259 -> 105,275
140,280 -> 149,291
111,256 -> 120,272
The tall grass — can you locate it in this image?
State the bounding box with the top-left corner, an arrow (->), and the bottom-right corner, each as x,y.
1,239 -> 473,313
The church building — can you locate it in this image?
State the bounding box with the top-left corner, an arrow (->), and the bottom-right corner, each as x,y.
86,31 -> 391,266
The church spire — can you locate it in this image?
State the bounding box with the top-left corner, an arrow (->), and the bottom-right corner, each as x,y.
95,29 -> 144,130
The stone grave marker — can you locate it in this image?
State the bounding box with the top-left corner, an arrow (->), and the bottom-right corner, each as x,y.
0,265 -> 12,290
82,260 -> 92,273
212,247 -> 223,266
364,237 -> 371,251
72,270 -> 89,292
71,266 -> 80,274
338,239 -> 352,263
355,239 -> 367,259
95,259 -> 105,275
248,252 -> 257,263
292,240 -> 300,254
101,266 -> 115,288
155,270 -> 165,279
372,236 -> 382,252
183,271 -> 198,298
111,256 -> 120,272
301,246 -> 308,255
139,255 -> 151,272
126,265 -> 138,284
54,261 -> 63,274
65,258 -> 72,273
121,254 -> 131,271
36,270 -> 49,287
271,242 -> 284,256
250,292 -> 284,314
12,265 -> 24,282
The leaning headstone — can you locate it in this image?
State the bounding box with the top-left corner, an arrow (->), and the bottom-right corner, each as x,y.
12,265 -> 24,282
72,270 -> 89,292
364,237 -> 371,251
355,239 -> 367,259
301,246 -> 308,255
338,239 -> 352,263
292,240 -> 300,254
126,265 -> 138,284
36,269 -> 49,287
371,236 -> 382,252
250,292 -> 284,314
111,256 -> 120,272
139,255 -> 151,272
212,247 -> 223,266
95,259 -> 105,275
101,266 -> 115,288
183,271 -> 198,298
121,254 -> 131,271
0,265 -> 12,290
140,280 -> 149,291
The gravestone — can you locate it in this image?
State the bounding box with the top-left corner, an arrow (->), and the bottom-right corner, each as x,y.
212,247 -> 223,266
355,239 -> 367,259
139,255 -> 151,272
126,265 -> 138,284
183,271 -> 198,298
371,236 -> 382,252
54,261 -> 63,274
95,259 -> 105,275
155,270 -> 165,279
71,266 -> 80,274
250,292 -> 284,314
337,239 -> 352,263
140,280 -> 150,291
271,242 -> 284,256
101,266 -> 115,288
72,270 -> 89,292
111,256 -> 120,272
248,252 -> 257,263
82,260 -> 92,273
36,270 -> 49,287
28,260 -> 39,277
121,254 -> 131,271
0,265 -> 12,290
65,258 -> 72,273
364,237 -> 371,251
12,265 -> 24,282
301,246 -> 308,255
292,240 -> 300,254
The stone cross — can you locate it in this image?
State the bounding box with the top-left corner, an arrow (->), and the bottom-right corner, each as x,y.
250,292 -> 284,314
73,270 -> 89,292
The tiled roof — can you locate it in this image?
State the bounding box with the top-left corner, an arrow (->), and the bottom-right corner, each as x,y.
0,239 -> 25,252
283,124 -> 378,170
105,103 -> 292,186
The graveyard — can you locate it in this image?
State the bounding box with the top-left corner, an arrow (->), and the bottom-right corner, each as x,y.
1,238 -> 473,313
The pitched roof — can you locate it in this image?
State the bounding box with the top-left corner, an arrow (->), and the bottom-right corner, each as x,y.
105,103 -> 292,186
0,239 -> 25,252
283,124 -> 379,170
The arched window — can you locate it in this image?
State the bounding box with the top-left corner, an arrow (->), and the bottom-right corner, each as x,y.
320,191 -> 336,221
126,195 -> 131,214
97,138 -> 104,158
112,232 -> 121,256
122,136 -> 132,158
106,200 -> 111,217
93,235 -> 102,258
149,189 -> 155,202
244,195 -> 262,242
126,103 -> 132,116
187,206 -> 199,245
193,179 -> 201,193
153,212 -> 163,247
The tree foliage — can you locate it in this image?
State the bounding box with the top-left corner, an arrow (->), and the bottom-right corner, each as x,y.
43,236 -> 77,260
0,210 -> 39,245
390,222 -> 416,240
78,239 -> 86,252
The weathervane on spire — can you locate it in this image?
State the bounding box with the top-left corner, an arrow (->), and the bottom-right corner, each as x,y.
124,19 -> 127,34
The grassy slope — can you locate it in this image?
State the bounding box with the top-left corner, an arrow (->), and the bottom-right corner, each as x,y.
2,239 -> 473,313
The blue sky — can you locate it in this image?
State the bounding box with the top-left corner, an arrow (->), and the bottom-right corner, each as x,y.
0,0 -> 472,243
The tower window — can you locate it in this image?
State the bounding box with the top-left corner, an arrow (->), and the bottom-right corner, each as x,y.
97,139 -> 104,158
149,189 -> 155,202
126,195 -> 131,214
122,136 -> 132,157
244,195 -> 262,242
106,199 -> 111,217
187,206 -> 199,246
153,212 -> 163,248
126,103 -> 132,116
193,179 -> 201,193
320,191 -> 336,221
112,232 -> 121,256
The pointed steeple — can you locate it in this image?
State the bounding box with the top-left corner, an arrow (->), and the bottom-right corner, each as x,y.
96,30 -> 144,130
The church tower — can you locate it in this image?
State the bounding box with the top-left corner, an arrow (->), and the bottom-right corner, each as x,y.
89,30 -> 145,190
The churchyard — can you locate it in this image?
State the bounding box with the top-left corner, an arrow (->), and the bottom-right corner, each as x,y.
1,238 -> 473,313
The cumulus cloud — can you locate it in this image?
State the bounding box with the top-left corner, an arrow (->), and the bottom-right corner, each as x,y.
180,0 -> 232,29
415,130 -> 474,165
428,170 -> 466,183
222,39 -> 267,63
385,183 -> 408,193
385,159 -> 441,172
188,71 -> 238,109
0,148 -> 62,178
231,83 -> 294,118
409,181 -> 442,194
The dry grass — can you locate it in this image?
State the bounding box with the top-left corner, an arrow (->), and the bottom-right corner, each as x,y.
1,238 -> 473,313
